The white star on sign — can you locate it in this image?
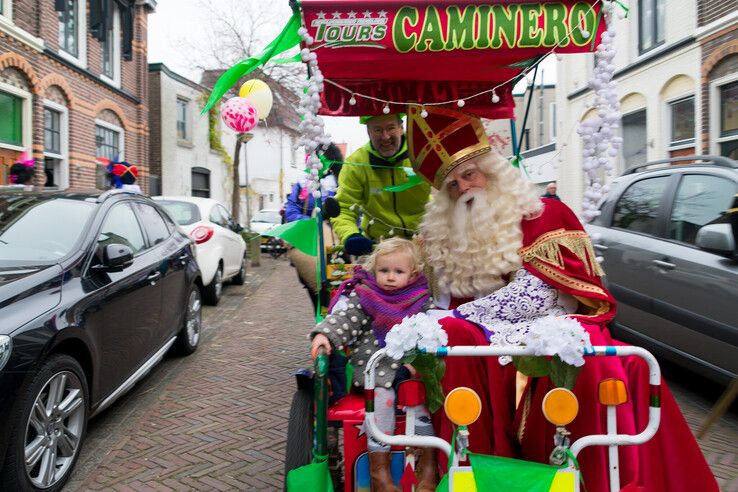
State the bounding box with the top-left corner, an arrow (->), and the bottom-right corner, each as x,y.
378,9 -> 388,18
332,11 -> 341,19
316,11 -> 326,19
363,10 -> 373,18
347,10 -> 357,19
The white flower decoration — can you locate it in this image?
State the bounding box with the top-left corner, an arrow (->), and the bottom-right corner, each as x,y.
384,313 -> 448,360
523,316 -> 592,367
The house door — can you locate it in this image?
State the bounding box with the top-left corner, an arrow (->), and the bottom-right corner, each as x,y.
0,148 -> 20,184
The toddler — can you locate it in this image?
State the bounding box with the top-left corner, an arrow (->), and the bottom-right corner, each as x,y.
310,237 -> 438,492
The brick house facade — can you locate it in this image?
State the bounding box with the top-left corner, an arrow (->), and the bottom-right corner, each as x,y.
698,0 -> 738,158
0,0 -> 154,191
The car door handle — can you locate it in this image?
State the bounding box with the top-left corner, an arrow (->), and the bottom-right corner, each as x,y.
593,244 -> 608,251
177,254 -> 189,263
147,271 -> 162,284
652,259 -> 676,270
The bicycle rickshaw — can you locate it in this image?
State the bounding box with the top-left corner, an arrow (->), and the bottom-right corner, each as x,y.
202,0 -> 666,490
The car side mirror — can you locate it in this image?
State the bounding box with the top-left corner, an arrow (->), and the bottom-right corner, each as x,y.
96,243 -> 134,272
323,197 -> 340,219
695,223 -> 735,255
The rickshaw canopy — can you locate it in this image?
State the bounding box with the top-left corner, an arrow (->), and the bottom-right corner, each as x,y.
300,0 -> 606,118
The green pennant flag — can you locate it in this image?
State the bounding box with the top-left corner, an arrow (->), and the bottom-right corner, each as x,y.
468,452 -> 559,492
263,218 -> 318,256
286,460 -> 334,492
201,12 -> 302,114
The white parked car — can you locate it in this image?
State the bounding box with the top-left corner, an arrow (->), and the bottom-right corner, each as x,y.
154,196 -> 247,305
250,208 -> 283,250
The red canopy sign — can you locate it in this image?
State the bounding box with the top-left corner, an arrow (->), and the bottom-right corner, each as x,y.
301,0 -> 605,118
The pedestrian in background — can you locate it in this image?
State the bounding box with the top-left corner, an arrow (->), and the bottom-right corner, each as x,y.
541,181 -> 561,200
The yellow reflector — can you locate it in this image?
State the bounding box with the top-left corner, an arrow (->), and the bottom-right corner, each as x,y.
444,387 -> 482,426
598,378 -> 628,406
450,468 -> 478,491
542,388 -> 578,426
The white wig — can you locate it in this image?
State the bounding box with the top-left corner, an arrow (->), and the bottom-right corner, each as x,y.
420,151 -> 542,299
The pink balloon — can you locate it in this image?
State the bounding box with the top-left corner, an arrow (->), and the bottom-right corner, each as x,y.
220,97 -> 259,133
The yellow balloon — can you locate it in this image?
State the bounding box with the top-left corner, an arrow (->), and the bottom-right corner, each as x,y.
239,79 -> 273,119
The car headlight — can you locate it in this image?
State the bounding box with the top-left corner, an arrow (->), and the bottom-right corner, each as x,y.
0,336 -> 11,371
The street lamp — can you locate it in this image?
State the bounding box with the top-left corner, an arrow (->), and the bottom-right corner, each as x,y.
231,132 -> 253,225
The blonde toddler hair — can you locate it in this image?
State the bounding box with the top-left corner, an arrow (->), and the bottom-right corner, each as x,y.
362,237 -> 423,276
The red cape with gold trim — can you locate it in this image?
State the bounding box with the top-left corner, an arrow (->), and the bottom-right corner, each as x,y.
433,199 -> 718,492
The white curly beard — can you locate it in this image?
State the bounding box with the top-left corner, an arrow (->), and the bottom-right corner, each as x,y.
421,152 -> 542,299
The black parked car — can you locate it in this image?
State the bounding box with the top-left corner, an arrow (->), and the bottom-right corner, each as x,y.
0,190 -> 202,491
587,155 -> 738,384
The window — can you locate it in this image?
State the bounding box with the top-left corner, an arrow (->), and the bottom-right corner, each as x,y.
218,205 -> 234,227
191,167 -> 210,198
549,103 -> 557,140
209,204 -> 227,226
100,5 -> 120,83
157,200 -> 201,226
639,0 -> 665,54
57,0 -> 78,57
719,81 -> 738,160
95,122 -> 123,188
621,109 -> 647,170
0,91 -> 22,146
669,97 -> 695,147
612,176 -> 669,236
135,203 -> 170,246
176,98 -> 189,141
97,203 -> 145,254
670,175 -> 737,245
44,105 -> 68,188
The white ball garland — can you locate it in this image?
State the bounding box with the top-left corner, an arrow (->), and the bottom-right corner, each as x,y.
578,3 -> 621,223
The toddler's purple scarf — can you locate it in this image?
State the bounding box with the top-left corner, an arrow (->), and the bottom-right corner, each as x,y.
329,266 -> 430,347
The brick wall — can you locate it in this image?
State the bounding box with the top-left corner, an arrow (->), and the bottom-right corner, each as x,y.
148,71 -> 161,179
0,0 -> 150,191
700,24 -> 738,152
698,0 -> 738,27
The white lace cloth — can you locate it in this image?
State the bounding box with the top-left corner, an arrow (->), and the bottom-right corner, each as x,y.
453,269 -> 578,364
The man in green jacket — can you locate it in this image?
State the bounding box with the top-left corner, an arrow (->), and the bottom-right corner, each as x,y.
331,113 -> 431,256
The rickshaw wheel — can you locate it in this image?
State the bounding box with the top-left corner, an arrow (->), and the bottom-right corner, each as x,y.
284,387 -> 314,488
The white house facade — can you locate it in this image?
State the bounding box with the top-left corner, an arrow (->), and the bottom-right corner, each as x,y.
555,0 -> 701,213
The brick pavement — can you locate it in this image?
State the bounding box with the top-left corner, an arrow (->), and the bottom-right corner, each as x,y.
64,257 -> 738,491
66,257 -> 316,491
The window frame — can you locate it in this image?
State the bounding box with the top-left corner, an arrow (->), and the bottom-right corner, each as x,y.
56,0 -> 87,67
95,119 -> 125,189
0,83 -> 32,152
191,167 -> 211,198
43,100 -> 69,189
620,108 -> 648,171
638,0 -> 665,55
99,5 -> 121,87
176,97 -> 190,142
709,72 -> 738,157
0,0 -> 11,20
666,95 -> 696,151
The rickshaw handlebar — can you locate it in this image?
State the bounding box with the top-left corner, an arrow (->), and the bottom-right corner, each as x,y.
363,345 -> 662,458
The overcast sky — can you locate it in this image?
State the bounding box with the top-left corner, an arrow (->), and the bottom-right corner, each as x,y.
147,0 -> 557,155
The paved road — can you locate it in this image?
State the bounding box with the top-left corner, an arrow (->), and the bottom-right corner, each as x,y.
65,257 -> 738,491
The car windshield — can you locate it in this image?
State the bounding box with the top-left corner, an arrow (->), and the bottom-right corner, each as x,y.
157,200 -> 202,226
0,195 -> 95,265
252,211 -> 281,224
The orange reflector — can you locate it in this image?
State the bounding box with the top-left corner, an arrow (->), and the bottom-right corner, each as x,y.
598,378 -> 628,406
444,387 -> 482,426
542,388 -> 579,426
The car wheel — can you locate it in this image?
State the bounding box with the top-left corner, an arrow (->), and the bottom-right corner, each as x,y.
232,257 -> 246,285
1,355 -> 88,492
173,285 -> 202,356
202,265 -> 223,306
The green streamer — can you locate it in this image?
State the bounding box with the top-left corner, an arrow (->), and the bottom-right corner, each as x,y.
263,218 -> 318,256
384,174 -> 424,192
201,12 -> 302,114
613,0 -> 630,17
272,53 -> 302,64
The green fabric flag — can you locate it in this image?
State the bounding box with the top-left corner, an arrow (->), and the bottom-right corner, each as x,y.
384,174 -> 424,192
468,452 -> 559,492
263,218 -> 318,256
286,460 -> 334,492
201,12 -> 302,114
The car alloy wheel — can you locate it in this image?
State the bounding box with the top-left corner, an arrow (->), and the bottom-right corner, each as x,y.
24,369 -> 86,488
186,287 -> 202,347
